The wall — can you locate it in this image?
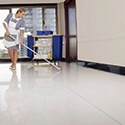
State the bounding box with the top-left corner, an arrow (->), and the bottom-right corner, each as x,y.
76,0 -> 125,67
57,2 -> 66,58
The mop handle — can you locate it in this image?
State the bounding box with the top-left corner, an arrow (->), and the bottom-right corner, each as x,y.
23,44 -> 61,70
9,35 -> 61,70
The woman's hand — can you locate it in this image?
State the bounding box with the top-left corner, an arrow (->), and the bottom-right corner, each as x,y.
19,41 -> 24,45
6,29 -> 10,36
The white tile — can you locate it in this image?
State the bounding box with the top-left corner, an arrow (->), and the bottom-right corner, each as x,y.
0,62 -> 124,125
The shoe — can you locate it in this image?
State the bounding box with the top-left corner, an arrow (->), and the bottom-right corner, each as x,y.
9,66 -> 16,70
9,66 -> 12,69
11,67 -> 16,70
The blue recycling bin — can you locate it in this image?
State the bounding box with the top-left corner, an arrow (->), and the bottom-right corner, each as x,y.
27,35 -> 34,58
44,30 -> 53,35
37,30 -> 53,35
37,31 -> 44,35
52,35 -> 63,60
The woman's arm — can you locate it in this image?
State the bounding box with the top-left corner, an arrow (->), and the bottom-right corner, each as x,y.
3,22 -> 10,36
19,30 -> 24,45
3,13 -> 13,36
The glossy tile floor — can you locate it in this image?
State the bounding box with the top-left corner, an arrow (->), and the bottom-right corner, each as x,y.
0,62 -> 125,125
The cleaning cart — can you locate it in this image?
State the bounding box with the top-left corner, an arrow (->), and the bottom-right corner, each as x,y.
27,32 -> 63,70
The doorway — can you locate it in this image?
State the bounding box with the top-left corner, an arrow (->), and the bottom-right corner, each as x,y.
64,0 -> 77,62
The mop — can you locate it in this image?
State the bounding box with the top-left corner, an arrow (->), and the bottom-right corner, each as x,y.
9,35 -> 61,70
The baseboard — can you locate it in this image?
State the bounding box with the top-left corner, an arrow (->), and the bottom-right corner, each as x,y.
78,60 -> 125,76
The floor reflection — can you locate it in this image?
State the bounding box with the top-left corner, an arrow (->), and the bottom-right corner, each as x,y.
3,71 -> 27,125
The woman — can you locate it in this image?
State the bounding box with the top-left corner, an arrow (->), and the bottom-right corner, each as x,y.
3,7 -> 26,70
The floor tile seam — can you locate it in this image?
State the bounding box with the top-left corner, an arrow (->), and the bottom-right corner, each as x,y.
53,78 -> 123,125
60,83 -> 123,125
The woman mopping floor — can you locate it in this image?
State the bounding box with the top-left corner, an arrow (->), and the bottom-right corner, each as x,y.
3,7 -> 26,70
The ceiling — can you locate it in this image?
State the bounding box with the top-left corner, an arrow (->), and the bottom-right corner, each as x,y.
0,0 -> 65,4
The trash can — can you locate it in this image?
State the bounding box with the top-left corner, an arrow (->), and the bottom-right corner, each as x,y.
52,35 -> 63,60
27,35 -> 34,58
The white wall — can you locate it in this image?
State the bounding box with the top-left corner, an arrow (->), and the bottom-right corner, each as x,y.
76,0 -> 125,67
57,2 -> 66,58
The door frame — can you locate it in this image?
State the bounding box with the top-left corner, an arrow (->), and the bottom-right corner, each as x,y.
64,0 -> 77,62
